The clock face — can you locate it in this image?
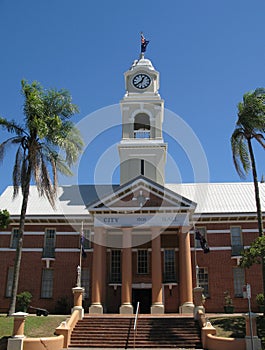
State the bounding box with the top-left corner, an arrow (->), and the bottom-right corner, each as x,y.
132,73 -> 151,89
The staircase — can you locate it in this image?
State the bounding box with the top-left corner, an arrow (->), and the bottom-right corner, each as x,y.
69,315 -> 202,348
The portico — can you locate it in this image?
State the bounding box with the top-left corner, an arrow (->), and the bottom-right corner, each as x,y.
88,177 -> 196,314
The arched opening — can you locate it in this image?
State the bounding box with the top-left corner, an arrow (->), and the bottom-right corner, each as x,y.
134,113 -> 150,139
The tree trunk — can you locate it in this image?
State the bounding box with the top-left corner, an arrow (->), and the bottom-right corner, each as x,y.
247,138 -> 265,315
248,139 -> 264,237
8,166 -> 31,316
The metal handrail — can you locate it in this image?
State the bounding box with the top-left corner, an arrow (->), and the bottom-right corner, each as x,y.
133,302 -> 140,348
134,301 -> 140,330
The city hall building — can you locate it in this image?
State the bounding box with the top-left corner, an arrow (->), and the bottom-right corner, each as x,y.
0,53 -> 264,314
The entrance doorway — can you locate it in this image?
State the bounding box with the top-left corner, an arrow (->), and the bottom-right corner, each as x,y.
132,289 -> 152,313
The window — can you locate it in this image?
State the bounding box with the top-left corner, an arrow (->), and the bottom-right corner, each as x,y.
10,228 -> 19,249
134,113 -> 150,139
5,267 -> 14,297
81,268 -> 90,299
195,227 -> 207,249
198,267 -> 209,297
41,269 -> 54,298
164,249 -> 176,282
233,267 -> 245,297
230,227 -> 243,256
110,250 -> 121,283
43,229 -> 56,258
82,229 -> 92,249
137,249 -> 148,274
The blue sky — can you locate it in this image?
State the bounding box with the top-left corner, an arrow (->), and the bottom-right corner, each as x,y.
0,0 -> 265,193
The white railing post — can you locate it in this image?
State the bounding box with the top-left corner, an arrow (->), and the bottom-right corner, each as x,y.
133,302 -> 140,349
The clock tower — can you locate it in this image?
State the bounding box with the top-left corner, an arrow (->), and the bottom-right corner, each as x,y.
118,53 -> 167,185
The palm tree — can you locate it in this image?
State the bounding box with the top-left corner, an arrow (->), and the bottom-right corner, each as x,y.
231,87 -> 265,305
0,80 -> 84,315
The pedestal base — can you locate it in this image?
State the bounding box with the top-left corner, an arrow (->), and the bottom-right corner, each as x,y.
71,306 -> 84,318
89,303 -> 103,314
8,337 -> 24,350
245,336 -> 261,350
194,305 -> 205,319
151,303 -> 165,314
119,303 -> 133,314
179,302 -> 194,314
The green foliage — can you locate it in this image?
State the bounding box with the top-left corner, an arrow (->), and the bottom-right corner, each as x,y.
240,236 -> 265,268
257,316 -> 265,349
231,87 -> 265,179
0,209 -> 10,228
231,88 -> 265,307
224,290 -> 233,305
16,291 -> 32,312
54,296 -> 71,314
256,293 -> 264,306
0,79 -> 84,207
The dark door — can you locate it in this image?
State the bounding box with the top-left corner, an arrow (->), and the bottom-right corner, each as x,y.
132,289 -> 152,313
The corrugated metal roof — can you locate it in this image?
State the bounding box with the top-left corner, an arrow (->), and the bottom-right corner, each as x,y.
165,182 -> 265,214
0,182 -> 264,216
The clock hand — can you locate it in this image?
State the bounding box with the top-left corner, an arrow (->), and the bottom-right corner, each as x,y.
138,76 -> 145,86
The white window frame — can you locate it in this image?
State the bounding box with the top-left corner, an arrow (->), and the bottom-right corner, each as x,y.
164,249 -> 176,282
198,267 -> 209,297
110,249 -> 121,283
230,226 -> 243,256
233,267 -> 245,297
5,266 -> 14,297
137,249 -> 149,274
81,267 -> 90,299
10,228 -> 19,249
41,269 -> 54,298
82,229 -> 92,249
195,227 -> 207,249
43,228 -> 56,258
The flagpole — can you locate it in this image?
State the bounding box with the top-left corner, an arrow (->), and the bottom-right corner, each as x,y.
80,221 -> 83,269
193,224 -> 199,288
77,221 -> 84,288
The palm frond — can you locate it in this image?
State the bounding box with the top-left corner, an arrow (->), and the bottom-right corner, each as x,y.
0,136 -> 24,163
12,146 -> 24,198
0,117 -> 25,136
43,89 -> 79,120
54,155 -> 73,176
253,133 -> 265,149
40,159 -> 56,208
58,126 -> 84,166
231,129 -> 250,178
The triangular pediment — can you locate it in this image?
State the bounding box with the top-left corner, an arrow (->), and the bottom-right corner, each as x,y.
87,176 -> 196,213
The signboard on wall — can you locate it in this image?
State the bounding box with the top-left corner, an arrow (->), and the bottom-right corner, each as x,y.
94,213 -> 189,228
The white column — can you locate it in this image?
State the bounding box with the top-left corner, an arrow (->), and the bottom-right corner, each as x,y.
151,227 -> 164,314
179,227 -> 194,314
120,228 -> 133,314
89,227 -> 106,314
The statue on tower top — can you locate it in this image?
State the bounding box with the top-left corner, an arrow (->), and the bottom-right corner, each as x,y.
141,32 -> 149,54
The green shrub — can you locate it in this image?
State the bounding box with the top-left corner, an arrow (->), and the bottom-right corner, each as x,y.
16,291 -> 32,312
256,293 -> 264,306
54,296 -> 71,314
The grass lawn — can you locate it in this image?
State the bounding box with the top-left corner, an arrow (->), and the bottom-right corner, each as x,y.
209,316 -> 265,350
0,315 -> 67,338
209,316 -> 246,338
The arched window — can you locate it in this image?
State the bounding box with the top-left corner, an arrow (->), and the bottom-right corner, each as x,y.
134,113 -> 150,139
